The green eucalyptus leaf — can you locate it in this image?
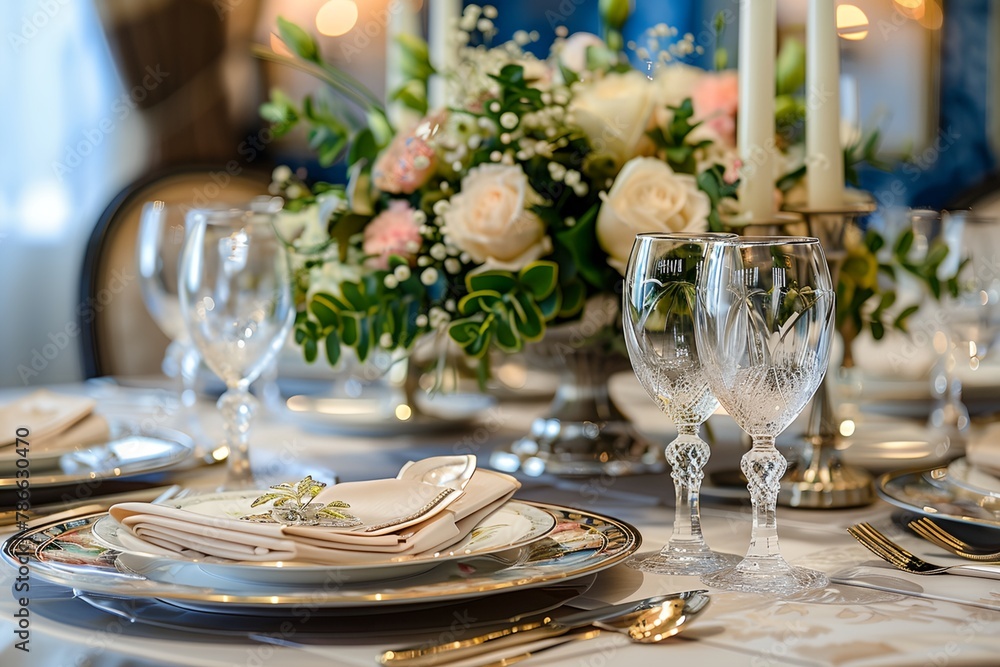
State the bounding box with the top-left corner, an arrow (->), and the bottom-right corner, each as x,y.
537,288 -> 562,321
510,292 -> 544,341
492,309 -> 521,352
519,261 -> 559,300
341,282 -> 367,311
894,229 -> 915,257
356,318 -> 371,361
449,319 -> 480,346
324,330 -> 341,365
467,271 -> 518,294
870,321 -> 885,341
303,337 -> 318,363
559,281 -> 586,318
309,293 -> 341,329
893,304 -> 920,331
341,315 -> 359,346
348,128 -> 378,167
458,290 -> 504,316
277,16 -> 320,63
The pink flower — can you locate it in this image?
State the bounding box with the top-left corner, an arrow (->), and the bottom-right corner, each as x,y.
372,115 -> 441,194
691,70 -> 739,147
723,158 -> 742,185
363,201 -> 422,269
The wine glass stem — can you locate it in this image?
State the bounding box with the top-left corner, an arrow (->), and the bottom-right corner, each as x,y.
742,436 -> 785,560
179,344 -> 201,409
666,425 -> 709,548
218,387 -> 258,488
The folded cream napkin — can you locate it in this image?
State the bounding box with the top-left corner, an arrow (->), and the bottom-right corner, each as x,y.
109,464 -> 520,565
0,390 -> 108,450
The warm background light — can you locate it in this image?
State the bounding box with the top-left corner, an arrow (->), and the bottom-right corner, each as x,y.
836,4 -> 869,41
918,0 -> 943,30
316,0 -> 359,37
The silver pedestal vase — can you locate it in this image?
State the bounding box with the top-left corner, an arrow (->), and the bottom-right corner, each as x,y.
776,200 -> 878,508
490,296 -> 665,477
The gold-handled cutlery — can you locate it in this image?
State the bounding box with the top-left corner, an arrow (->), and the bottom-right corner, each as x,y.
847,522 -> 1000,579
907,517 -> 1000,562
378,590 -> 710,667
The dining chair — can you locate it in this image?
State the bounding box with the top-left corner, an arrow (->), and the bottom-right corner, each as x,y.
79,164 -> 272,379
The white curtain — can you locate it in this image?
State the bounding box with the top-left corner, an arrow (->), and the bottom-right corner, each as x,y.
0,0 -> 148,387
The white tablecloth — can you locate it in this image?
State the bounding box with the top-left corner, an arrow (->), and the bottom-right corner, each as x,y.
2,381 -> 1000,667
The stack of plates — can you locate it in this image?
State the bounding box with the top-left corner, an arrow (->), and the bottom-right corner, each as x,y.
0,418 -> 196,508
2,498 -> 639,636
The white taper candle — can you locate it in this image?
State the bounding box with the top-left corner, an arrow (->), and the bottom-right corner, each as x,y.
806,0 -> 845,208
737,0 -> 777,221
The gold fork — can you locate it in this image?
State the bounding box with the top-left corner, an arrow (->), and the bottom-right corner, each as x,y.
846,522 -> 1000,579
907,517 -> 1000,562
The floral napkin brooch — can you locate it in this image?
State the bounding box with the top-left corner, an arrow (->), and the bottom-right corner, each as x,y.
239,476 -> 362,527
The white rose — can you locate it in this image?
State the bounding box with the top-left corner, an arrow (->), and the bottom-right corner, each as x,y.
557,32 -> 605,73
569,70 -> 655,166
597,157 -> 711,274
443,164 -> 552,271
651,63 -> 706,129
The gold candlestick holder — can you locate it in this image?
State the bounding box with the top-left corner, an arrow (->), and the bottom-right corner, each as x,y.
777,199 -> 878,508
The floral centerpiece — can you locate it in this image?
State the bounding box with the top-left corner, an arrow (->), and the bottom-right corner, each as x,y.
255,5 -> 945,381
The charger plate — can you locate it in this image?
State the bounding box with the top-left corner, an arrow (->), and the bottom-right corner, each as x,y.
72,576 -> 595,637
90,498 -> 556,584
2,501 -> 639,610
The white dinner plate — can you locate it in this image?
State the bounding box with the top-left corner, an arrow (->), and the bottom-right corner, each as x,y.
2,502 -> 639,609
91,496 -> 556,585
285,391 -> 497,436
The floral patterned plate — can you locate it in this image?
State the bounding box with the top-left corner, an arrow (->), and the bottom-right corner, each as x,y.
1,501 -> 639,610
90,496 -> 555,585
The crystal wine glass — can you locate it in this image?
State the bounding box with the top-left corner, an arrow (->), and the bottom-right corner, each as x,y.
137,201 -> 202,406
623,232 -> 741,574
179,207 -> 294,488
695,236 -> 835,594
930,211 -> 1000,430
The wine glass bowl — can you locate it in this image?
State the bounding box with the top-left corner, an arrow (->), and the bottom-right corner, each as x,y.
137,202 -> 203,405
940,211 -> 1000,367
179,207 -> 294,487
622,232 -> 740,575
695,236 -> 835,594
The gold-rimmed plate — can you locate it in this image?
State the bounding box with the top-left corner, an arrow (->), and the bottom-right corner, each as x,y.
876,466 -> 1000,530
2,502 -> 639,610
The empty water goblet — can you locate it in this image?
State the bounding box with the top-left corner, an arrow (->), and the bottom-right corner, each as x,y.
695,236 -> 836,595
179,207 -> 294,488
623,232 -> 741,575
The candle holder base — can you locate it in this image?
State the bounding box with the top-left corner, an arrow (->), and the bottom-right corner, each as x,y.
778,439 -> 874,508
